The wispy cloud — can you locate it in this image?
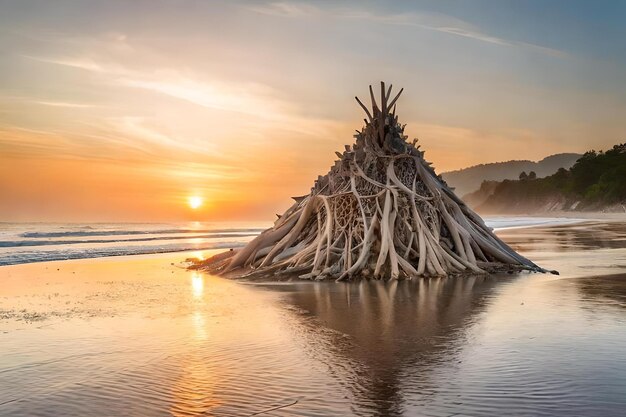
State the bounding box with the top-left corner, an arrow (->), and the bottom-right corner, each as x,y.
24,53 -> 295,118
247,2 -> 566,57
247,1 -> 316,17
119,77 -> 289,119
110,116 -> 223,157
0,125 -> 79,158
24,50 -> 348,140
22,55 -> 105,72
0,94 -> 97,108
34,100 -> 95,108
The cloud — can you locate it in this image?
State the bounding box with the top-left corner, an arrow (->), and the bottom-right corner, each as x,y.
119,77 -> 289,120
110,116 -> 224,157
9,53 -> 345,167
117,74 -> 347,139
434,26 -> 509,46
0,126 -> 77,158
247,1 -> 317,17
34,100 -> 96,108
246,2 -> 566,57
25,51 -> 286,119
0,94 -> 97,108
22,55 -> 105,72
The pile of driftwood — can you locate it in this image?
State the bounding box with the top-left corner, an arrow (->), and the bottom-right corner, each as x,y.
194,83 -> 552,280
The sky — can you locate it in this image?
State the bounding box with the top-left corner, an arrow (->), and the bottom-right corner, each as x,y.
0,0 -> 625,222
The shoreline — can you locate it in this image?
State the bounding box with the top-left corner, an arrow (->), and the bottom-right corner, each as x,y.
3,219 -> 624,324
0,218 -> 622,278
3,215 -> 624,268
483,211 -> 626,220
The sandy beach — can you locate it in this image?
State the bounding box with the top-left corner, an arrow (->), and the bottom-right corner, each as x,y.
1,219 -> 625,416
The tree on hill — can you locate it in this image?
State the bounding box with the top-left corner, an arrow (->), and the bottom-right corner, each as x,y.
528,171 -> 537,180
478,142 -> 626,212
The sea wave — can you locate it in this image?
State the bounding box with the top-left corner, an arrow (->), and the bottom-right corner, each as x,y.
19,228 -> 265,238
0,232 -> 261,248
0,241 -> 249,266
0,223 -> 265,266
485,216 -> 584,230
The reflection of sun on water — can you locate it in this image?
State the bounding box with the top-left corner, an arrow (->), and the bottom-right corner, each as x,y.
191,272 -> 204,299
190,272 -> 208,341
192,310 -> 207,341
169,309 -> 219,416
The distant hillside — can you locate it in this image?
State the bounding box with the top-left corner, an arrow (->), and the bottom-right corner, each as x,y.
475,144 -> 626,214
441,153 -> 581,197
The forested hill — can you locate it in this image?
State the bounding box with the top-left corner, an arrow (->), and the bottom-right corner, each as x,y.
441,153 -> 581,197
474,144 -> 626,213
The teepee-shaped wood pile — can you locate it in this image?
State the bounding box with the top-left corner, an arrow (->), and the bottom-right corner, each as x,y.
196,83 -> 551,280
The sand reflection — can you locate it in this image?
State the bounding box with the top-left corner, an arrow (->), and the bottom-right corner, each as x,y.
498,220 -> 626,253
191,272 -> 204,300
170,271 -> 219,416
168,338 -> 222,417
575,273 -> 626,311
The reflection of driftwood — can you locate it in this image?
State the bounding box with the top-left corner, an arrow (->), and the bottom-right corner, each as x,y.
195,83 -> 551,280
276,277 -> 505,415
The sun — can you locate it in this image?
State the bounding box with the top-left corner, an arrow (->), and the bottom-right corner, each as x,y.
188,196 -> 203,209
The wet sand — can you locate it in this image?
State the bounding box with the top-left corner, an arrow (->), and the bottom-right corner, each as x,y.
1,220 -> 625,416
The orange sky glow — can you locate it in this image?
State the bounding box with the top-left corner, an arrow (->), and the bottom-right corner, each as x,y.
1,1 -> 624,222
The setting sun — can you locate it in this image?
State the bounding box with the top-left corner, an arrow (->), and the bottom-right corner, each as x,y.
188,196 -> 203,209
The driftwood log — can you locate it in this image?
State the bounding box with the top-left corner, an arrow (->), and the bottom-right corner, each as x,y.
193,83 -> 553,280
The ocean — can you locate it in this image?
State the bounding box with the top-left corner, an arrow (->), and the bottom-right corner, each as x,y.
0,217 -> 583,266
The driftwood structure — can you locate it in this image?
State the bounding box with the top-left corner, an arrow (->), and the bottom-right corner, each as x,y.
194,83 -> 552,280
